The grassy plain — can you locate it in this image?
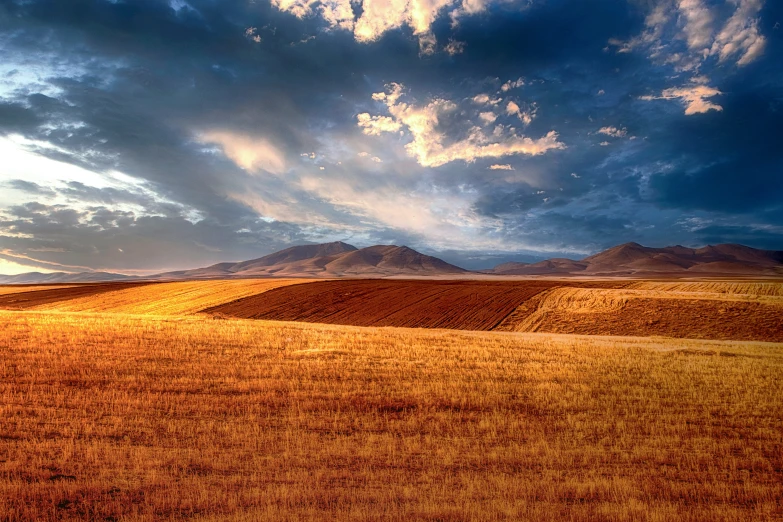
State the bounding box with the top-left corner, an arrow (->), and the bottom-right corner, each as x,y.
1,309 -> 782,521
0,285 -> 78,296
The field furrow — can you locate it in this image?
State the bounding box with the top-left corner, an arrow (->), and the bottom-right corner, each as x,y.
203,280 -> 572,330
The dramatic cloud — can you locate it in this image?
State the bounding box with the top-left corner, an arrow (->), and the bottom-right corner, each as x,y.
359,83 -> 564,167
0,0 -> 779,273
710,0 -> 766,66
641,85 -> 723,115
271,0 -> 491,52
678,0 -> 714,51
197,131 -> 288,175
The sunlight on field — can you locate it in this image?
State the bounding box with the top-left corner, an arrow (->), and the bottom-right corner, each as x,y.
1,310 -> 781,521
31,279 -> 314,315
0,285 -> 77,296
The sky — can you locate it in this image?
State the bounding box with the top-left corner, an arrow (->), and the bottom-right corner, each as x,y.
0,0 -> 781,274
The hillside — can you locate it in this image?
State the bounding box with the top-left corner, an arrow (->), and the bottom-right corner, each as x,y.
0,271 -> 134,285
487,243 -> 783,276
3,242 -> 781,283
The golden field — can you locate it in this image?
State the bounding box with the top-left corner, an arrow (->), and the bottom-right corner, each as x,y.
1,304 -> 782,521
0,285 -> 78,296
30,279 -> 312,316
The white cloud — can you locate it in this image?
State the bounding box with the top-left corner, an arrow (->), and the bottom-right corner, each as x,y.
357,113 -> 403,135
479,111 -> 497,124
319,0 -> 356,30
489,164 -> 514,170
609,0 -> 766,68
506,100 -> 537,126
444,39 -> 465,55
710,0 -> 766,66
472,93 -> 501,105
640,84 -> 723,115
597,126 -> 628,138
450,0 -> 489,25
358,151 -> 383,162
298,175 -> 493,244
600,141 -> 610,146
272,0 -> 490,52
500,78 -> 525,92
359,83 -> 565,168
597,89 -> 605,96
678,0 -> 714,51
245,27 -> 262,43
197,130 -> 287,174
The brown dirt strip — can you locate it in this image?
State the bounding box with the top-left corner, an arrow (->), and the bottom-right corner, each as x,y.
0,282 -> 159,310
529,298 -> 783,342
203,280 -> 623,330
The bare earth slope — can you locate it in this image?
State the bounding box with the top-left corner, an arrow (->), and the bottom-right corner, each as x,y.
204,280 -> 619,330
205,279 -> 783,342
497,287 -> 783,342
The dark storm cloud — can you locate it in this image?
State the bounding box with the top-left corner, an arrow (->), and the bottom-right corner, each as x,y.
0,0 -> 781,273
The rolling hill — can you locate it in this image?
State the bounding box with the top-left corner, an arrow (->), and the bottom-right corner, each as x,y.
2,242 -> 782,283
486,242 -> 783,276
162,243 -> 467,278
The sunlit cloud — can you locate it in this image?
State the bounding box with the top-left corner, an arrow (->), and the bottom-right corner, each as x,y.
271,0 -> 493,52
197,130 -> 287,174
640,84 -> 723,115
359,83 -> 564,168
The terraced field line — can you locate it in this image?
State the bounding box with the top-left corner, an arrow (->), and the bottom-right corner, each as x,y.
32,279 -> 315,316
0,285 -> 79,296
0,282 -> 158,310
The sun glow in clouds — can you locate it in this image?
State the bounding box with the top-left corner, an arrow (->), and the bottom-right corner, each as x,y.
358,83 -> 565,168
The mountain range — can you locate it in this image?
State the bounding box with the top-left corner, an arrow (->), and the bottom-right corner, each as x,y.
1,241 -> 781,284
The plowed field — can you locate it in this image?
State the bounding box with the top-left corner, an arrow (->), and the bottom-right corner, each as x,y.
203,280 -> 621,330
0,282 -> 157,309
499,287 -> 783,342
522,297 -> 783,341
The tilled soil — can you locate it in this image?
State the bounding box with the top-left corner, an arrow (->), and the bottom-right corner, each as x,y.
529,298 -> 783,342
0,282 -> 158,309
203,279 -> 621,330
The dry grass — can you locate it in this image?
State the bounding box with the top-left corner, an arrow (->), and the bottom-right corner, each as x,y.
628,281 -> 783,297
0,285 -> 78,296
1,310 -> 781,521
499,285 -> 783,341
31,279 -> 313,315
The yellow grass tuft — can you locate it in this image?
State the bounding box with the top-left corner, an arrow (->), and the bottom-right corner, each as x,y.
31,279 -> 314,315
1,310 -> 782,521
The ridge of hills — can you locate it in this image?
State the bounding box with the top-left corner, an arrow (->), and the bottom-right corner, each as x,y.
1,241 -> 781,284
485,242 -> 783,276
158,242 -> 466,279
